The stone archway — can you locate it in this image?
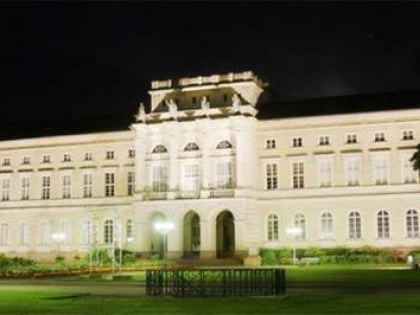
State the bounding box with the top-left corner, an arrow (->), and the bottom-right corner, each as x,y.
216,210 -> 235,258
149,212 -> 166,258
183,211 -> 200,258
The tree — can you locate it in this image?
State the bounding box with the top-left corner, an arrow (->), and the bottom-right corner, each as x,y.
410,143 -> 420,178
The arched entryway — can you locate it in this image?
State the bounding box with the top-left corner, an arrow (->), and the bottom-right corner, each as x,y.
216,210 -> 235,258
183,211 -> 200,258
150,212 -> 166,258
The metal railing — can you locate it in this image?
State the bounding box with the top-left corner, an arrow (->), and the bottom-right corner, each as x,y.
146,268 -> 285,297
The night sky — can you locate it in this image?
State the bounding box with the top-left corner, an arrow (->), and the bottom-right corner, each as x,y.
1,2 -> 419,122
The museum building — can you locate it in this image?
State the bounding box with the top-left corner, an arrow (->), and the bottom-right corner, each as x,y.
0,71 -> 419,261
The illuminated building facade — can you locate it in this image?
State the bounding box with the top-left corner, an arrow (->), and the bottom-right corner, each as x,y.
0,71 -> 419,261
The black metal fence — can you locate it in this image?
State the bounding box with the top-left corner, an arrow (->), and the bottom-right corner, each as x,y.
146,268 -> 285,297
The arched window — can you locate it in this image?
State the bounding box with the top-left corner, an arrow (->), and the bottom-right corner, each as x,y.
377,210 -> 390,238
126,219 -> 133,239
267,214 -> 279,241
320,212 -> 333,240
152,145 -> 168,154
59,219 -> 71,244
81,219 -> 91,245
184,142 -> 200,151
216,141 -> 233,149
407,209 -> 419,238
349,211 -> 361,239
39,220 -> 50,245
293,213 -> 306,239
104,219 -> 114,244
20,222 -> 29,245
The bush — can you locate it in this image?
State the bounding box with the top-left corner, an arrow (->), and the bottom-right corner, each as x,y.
260,249 -> 278,265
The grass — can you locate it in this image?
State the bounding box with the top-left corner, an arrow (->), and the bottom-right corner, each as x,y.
1,264 -> 420,314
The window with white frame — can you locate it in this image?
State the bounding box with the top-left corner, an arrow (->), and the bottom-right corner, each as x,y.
216,141 -> 233,149
292,136 -> 303,147
42,154 -> 51,163
63,153 -> 71,162
21,176 -> 30,200
59,219 -> 71,244
345,156 -> 360,186
81,219 -> 91,245
216,161 -> 233,189
374,131 -> 386,142
62,174 -> 71,199
292,162 -> 304,189
1,178 -> 10,201
184,142 -> 200,151
349,211 -> 361,239
183,164 -> 199,191
104,172 -> 115,197
267,214 -> 279,241
2,157 -> 10,166
39,220 -> 50,245
346,133 -> 357,144
318,158 -> 332,187
127,171 -> 135,195
293,213 -> 306,239
128,149 -> 135,158
41,175 -> 51,199
402,129 -> 414,141
105,150 -> 114,160
104,219 -> 114,244
402,154 -> 417,184
0,223 -> 8,245
266,163 -> 278,190
152,145 -> 168,153
20,222 -> 29,245
22,156 -> 30,165
377,210 -> 390,239
320,212 -> 333,240
407,209 -> 419,238
319,135 -> 330,146
126,219 -> 133,239
152,165 -> 168,192
84,152 -> 93,161
373,155 -> 388,185
83,173 -> 92,198
266,139 -> 276,149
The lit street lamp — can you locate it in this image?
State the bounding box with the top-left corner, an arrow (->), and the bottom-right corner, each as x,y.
286,227 -> 302,265
154,221 -> 174,260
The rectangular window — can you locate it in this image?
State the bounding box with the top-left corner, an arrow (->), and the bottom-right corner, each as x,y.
345,156 -> 360,186
1,178 -> 10,201
374,131 -> 386,142
39,221 -> 49,245
42,155 -> 51,163
20,222 -> 29,245
266,139 -> 276,149
216,162 -> 233,189
318,158 -> 332,187
62,175 -> 71,199
21,176 -> 30,200
127,171 -> 135,195
106,150 -> 114,160
63,153 -> 71,162
152,166 -> 168,192
22,156 -> 30,165
2,157 -> 10,166
402,154 -> 417,184
346,133 -> 357,144
184,164 -> 199,191
373,156 -> 388,185
319,135 -> 330,146
105,172 -> 115,197
402,130 -> 414,141
84,152 -> 93,161
292,162 -> 304,189
81,219 -> 91,245
0,223 -> 8,245
83,173 -> 93,198
128,149 -> 135,158
266,163 -> 278,190
41,175 -> 51,199
292,137 -> 303,147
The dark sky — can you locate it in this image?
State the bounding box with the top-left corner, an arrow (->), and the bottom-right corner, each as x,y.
1,1 -> 419,121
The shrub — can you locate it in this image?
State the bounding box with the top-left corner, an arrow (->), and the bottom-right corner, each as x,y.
260,249 -> 278,265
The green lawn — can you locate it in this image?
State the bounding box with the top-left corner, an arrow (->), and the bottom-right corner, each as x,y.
1,265 -> 420,314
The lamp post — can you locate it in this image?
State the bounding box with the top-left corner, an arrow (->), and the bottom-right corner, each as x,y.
286,227 -> 302,265
154,221 -> 174,260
